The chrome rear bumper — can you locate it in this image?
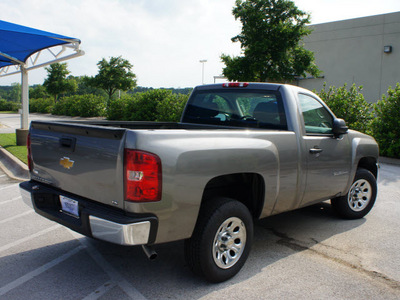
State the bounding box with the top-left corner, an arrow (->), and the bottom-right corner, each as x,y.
19,181 -> 157,246
89,216 -> 151,245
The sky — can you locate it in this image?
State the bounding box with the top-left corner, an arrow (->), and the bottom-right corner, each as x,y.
1,0 -> 400,88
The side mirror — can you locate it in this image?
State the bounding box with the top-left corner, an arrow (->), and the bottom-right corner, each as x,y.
332,118 -> 348,137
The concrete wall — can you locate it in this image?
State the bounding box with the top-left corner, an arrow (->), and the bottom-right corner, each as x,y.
298,12 -> 400,102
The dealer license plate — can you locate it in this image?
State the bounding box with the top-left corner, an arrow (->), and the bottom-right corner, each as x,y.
60,195 -> 79,218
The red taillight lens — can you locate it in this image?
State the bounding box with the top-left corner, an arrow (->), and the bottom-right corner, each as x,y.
124,149 -> 162,202
27,133 -> 33,171
222,82 -> 249,88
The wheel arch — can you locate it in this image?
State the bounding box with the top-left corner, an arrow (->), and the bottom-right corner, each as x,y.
201,172 -> 265,219
357,156 -> 378,179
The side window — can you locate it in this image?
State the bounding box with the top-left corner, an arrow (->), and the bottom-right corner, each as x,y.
298,94 -> 333,134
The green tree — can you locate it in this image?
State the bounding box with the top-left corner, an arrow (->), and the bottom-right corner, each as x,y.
43,63 -> 76,102
9,83 -> 21,102
74,76 -> 106,96
221,0 -> 320,82
30,84 -> 49,99
90,56 -> 137,101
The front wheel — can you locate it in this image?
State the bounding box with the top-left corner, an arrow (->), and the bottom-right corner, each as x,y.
185,197 -> 253,283
331,168 -> 377,219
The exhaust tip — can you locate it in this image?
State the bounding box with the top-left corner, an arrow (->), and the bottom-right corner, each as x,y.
142,245 -> 158,260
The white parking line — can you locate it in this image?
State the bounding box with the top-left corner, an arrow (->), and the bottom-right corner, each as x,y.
0,210 -> 34,224
0,245 -> 84,297
0,224 -> 61,253
0,183 -> 19,191
0,196 -> 22,205
69,230 -> 148,300
82,281 -> 117,300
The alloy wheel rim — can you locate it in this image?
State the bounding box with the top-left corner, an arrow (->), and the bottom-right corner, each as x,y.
213,217 -> 246,269
347,179 -> 372,212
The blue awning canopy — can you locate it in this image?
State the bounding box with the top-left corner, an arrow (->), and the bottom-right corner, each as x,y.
0,20 -> 84,133
0,19 -> 81,68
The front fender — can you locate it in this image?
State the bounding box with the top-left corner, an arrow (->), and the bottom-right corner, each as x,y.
345,132 -> 379,192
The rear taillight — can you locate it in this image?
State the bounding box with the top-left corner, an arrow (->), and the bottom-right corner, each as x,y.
222,82 -> 249,88
124,149 -> 162,202
27,133 -> 33,171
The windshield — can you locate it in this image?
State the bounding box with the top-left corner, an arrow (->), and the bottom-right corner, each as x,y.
182,89 -> 287,130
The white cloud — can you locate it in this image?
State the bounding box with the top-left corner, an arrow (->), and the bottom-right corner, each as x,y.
1,0 -> 399,87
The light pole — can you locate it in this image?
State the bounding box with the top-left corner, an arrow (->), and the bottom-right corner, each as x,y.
199,59 -> 207,84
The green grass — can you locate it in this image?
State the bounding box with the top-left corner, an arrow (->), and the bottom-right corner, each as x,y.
0,133 -> 28,164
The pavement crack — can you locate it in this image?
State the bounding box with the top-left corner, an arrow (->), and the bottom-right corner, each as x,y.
269,228 -> 400,291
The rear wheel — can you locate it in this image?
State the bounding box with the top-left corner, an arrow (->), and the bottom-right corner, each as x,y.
185,197 -> 253,282
331,168 -> 377,219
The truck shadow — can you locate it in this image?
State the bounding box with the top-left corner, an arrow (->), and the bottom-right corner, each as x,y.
87,202 -> 366,299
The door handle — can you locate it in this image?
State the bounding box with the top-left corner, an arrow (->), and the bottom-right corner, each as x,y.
309,147 -> 323,154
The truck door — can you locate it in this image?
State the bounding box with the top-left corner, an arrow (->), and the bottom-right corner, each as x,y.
297,93 -> 351,206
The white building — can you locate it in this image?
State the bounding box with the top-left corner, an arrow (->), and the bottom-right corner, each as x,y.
298,12 -> 400,102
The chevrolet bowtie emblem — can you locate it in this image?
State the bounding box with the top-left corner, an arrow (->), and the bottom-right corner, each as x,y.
60,157 -> 74,169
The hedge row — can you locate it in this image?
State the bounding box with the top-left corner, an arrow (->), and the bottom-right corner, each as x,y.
29,90 -> 189,122
107,89 -> 188,122
52,95 -> 106,117
0,99 -> 20,112
29,98 -> 54,114
27,85 -> 399,158
30,95 -> 106,117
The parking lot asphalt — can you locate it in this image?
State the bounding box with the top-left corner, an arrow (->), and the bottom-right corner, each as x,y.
0,164 -> 399,299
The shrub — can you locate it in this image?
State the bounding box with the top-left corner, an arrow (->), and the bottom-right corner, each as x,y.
107,89 -> 189,122
29,98 -> 54,113
52,94 -> 106,117
106,95 -> 130,120
371,84 -> 400,158
316,83 -> 373,134
0,99 -> 20,111
52,97 -> 74,116
127,90 -> 171,121
156,93 -> 188,122
78,94 -> 107,117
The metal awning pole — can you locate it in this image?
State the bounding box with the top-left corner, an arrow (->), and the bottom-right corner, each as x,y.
16,66 -> 30,146
21,66 -> 29,129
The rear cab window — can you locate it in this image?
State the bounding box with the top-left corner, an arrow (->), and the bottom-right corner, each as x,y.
182,89 -> 288,130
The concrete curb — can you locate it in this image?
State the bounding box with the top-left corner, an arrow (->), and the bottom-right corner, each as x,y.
379,156 -> 400,166
0,146 -> 29,181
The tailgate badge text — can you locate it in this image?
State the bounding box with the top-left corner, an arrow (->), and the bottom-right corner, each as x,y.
60,157 -> 75,169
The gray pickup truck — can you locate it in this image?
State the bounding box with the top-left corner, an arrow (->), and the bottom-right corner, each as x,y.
20,83 -> 379,282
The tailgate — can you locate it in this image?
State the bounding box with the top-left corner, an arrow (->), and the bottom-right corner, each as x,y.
29,121 -> 127,209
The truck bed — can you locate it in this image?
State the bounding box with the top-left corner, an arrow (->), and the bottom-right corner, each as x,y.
28,120 -> 281,211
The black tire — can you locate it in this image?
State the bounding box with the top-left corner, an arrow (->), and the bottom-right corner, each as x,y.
185,197 -> 254,283
331,168 -> 377,219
